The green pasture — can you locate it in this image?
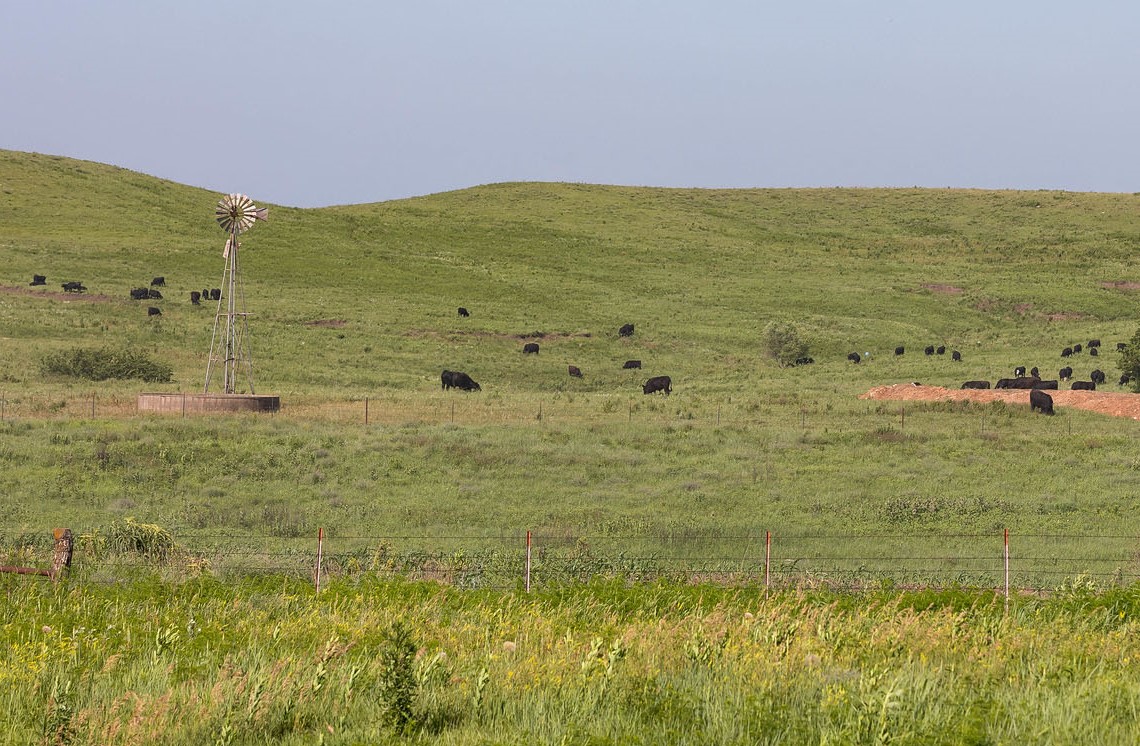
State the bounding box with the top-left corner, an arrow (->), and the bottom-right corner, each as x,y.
2,149 -> 1140,580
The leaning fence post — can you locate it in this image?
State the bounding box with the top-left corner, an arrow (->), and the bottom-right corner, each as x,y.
525,530 -> 532,593
764,530 -> 771,594
1003,528 -> 1010,614
315,527 -> 324,593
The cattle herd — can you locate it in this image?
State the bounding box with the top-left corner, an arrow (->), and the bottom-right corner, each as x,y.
28,273 -> 221,318
445,314 -> 672,397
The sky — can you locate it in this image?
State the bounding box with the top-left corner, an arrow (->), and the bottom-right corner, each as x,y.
3,2 -> 1139,208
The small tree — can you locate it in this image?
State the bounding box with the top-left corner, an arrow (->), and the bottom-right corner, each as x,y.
762,321 -> 809,368
1118,328 -> 1140,390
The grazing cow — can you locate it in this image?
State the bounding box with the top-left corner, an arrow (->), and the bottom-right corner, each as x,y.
793,356 -> 815,366
961,380 -> 991,389
1032,380 -> 1058,390
1091,369 -> 1106,385
151,276 -> 165,287
61,281 -> 86,293
924,345 -> 935,356
210,288 -> 221,301
1059,366 -> 1073,380
1014,366 -> 1026,377
1073,343 -> 1083,354
951,350 -> 962,362
458,307 -> 470,317
1088,339 -> 1101,348
1061,347 -> 1073,358
894,346 -> 905,355
642,375 -> 671,395
996,377 -> 1038,390
847,352 -> 861,364
623,360 -> 642,369
1071,381 -> 1096,390
130,288 -> 149,300
148,289 -> 163,300
1089,347 -> 1098,357
936,346 -> 946,355
1119,374 -> 1131,386
203,288 -> 211,301
1030,367 -> 1039,378
619,323 -> 634,337
522,342 -> 540,354
1117,342 -> 1128,351
30,274 -> 46,286
568,365 -> 583,378
1030,389 -> 1055,415
441,369 -> 480,391
147,306 -> 161,317
190,291 -> 201,305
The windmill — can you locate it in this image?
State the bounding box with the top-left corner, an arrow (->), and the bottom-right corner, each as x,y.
204,194 -> 268,394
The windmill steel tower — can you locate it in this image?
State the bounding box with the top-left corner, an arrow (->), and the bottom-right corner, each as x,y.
205,193 -> 268,394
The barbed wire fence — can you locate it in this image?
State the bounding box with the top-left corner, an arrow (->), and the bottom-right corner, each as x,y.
4,529 -> 1137,601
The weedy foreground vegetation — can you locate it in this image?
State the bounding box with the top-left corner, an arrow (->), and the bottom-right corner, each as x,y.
3,150 -> 1140,742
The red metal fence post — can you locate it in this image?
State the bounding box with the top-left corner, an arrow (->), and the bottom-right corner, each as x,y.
315,527 -> 324,593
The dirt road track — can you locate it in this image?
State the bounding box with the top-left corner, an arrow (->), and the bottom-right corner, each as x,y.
861,383 -> 1140,420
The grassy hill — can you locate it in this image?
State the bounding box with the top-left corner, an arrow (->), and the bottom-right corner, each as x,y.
2,149 -> 1140,569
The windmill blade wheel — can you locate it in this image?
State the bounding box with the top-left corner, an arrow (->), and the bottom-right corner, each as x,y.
216,193 -> 267,234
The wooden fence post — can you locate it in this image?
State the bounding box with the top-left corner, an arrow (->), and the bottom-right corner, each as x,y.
1004,528 -> 1010,615
525,530 -> 532,593
315,528 -> 324,593
764,531 -> 771,595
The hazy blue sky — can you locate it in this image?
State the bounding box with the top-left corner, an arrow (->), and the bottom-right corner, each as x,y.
3,2 -> 1138,207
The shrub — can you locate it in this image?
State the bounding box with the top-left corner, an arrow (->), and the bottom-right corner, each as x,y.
40,346 -> 173,383
762,321 -> 809,368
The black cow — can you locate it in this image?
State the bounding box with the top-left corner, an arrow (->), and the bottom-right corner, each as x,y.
151,276 -> 165,287
643,375 -> 671,395
1061,347 -> 1073,358
619,323 -> 634,337
894,346 -> 905,355
1089,347 -> 1098,357
1071,381 -> 1096,391
1119,374 -> 1131,386
793,356 -> 814,366
961,380 -> 991,389
1030,389 -> 1054,415
522,343 -> 540,354
130,288 -> 150,300
203,288 -> 211,301
1032,380 -> 1058,390
847,352 -> 861,364
61,281 -> 86,293
951,350 -> 962,362
458,307 -> 470,317
623,360 -> 642,369
1059,366 -> 1073,380
936,346 -> 946,355
568,365 -> 582,378
1091,369 -> 1106,385
148,289 -> 163,300
924,345 -> 935,356
1030,367 -> 1039,378
1073,343 -> 1083,354
1088,339 -> 1101,349
1014,366 -> 1026,377
190,291 -> 201,305
996,377 -> 1038,390
1117,342 -> 1128,351
441,370 -> 480,391
210,288 -> 221,301
147,306 -> 162,317
30,274 -> 46,286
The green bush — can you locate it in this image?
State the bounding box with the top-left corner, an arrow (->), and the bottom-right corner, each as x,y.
762,321 -> 810,368
40,346 -> 173,383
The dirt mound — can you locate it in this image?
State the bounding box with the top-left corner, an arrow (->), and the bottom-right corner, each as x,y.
861,383 -> 1140,420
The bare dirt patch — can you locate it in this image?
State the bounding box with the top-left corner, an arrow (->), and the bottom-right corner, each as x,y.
921,283 -> 964,294
0,285 -> 115,303
861,383 -> 1140,420
1102,280 -> 1140,291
